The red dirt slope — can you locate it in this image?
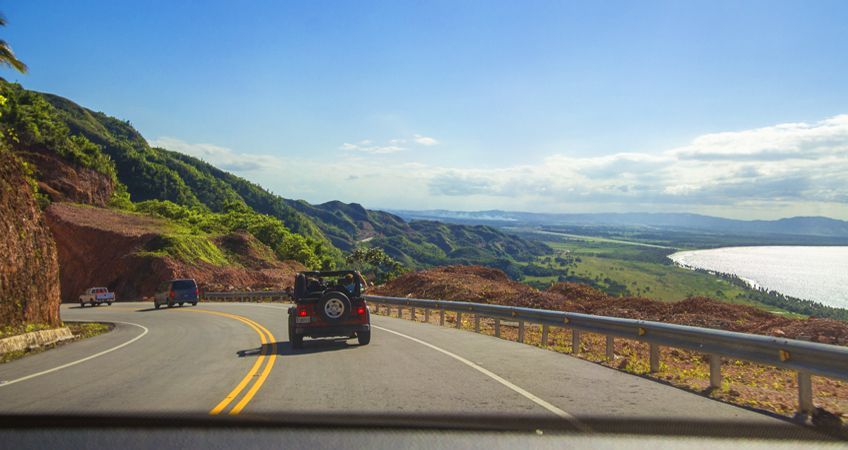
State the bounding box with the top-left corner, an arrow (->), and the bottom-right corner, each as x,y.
372,265 -> 848,345
45,202 -> 304,301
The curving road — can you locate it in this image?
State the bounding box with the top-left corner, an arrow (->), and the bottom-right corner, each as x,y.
0,301 -> 808,432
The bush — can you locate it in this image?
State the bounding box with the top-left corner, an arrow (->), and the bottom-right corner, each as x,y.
135,199 -> 324,269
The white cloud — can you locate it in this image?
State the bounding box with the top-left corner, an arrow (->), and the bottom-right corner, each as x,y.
413,134 -> 439,146
154,115 -> 848,219
150,137 -> 283,172
338,133 -> 439,153
339,141 -> 407,154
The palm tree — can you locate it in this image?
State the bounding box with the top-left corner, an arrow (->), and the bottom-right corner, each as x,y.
0,14 -> 26,73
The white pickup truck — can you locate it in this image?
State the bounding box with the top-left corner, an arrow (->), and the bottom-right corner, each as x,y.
79,287 -> 115,307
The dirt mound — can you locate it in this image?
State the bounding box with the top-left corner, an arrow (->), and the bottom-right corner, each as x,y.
546,282 -> 608,303
45,203 -> 304,301
0,147 -> 61,327
372,265 -> 566,310
373,265 -> 848,345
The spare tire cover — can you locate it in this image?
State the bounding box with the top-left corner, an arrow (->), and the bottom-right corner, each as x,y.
318,291 -> 351,322
294,273 -> 307,299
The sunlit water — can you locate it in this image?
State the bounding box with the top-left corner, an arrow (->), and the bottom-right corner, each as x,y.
669,246 -> 848,309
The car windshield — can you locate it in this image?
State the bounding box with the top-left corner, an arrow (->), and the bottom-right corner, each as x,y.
1,1 -> 846,444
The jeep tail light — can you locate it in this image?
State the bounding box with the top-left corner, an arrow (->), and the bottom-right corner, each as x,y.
357,306 -> 366,315
169,290 -> 175,299
297,307 -> 309,317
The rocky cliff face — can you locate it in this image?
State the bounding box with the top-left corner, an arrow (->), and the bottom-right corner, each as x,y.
46,202 -> 304,301
0,146 -> 61,327
20,148 -> 115,207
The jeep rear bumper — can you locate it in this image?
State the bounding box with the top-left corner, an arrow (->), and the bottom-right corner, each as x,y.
293,324 -> 370,338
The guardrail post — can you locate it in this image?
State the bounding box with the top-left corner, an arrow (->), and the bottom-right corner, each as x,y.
605,336 -> 614,361
494,319 -> 500,337
455,312 -> 462,328
424,308 -> 430,323
709,354 -> 722,389
571,330 -> 580,354
474,315 -> 481,333
518,321 -> 525,343
541,325 -> 549,347
397,307 -> 403,318
797,371 -> 814,415
439,309 -> 445,326
650,344 -> 660,372
411,307 -> 416,321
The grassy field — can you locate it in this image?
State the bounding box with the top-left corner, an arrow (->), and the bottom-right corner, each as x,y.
518,234 -> 798,315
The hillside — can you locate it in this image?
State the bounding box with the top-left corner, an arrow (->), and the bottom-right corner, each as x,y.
46,202 -> 304,301
286,198 -> 548,268
34,83 -> 546,269
372,265 -> 848,345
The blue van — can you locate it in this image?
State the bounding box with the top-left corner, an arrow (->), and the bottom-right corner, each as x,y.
154,279 -> 199,309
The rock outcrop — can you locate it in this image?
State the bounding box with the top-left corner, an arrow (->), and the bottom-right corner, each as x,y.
20,148 -> 115,206
0,145 -> 61,327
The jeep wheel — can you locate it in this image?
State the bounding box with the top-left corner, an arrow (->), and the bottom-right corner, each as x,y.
192,302 -> 197,306
154,302 -> 160,310
80,302 -> 85,308
357,330 -> 371,346
179,302 -> 184,307
318,291 -> 351,322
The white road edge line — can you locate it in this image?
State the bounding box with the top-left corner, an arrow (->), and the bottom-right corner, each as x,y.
0,321 -> 149,388
372,324 -> 592,432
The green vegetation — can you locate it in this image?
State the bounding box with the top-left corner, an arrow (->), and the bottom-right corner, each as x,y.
37,88 -> 341,265
0,83 -> 119,186
1,322 -> 113,364
0,322 -> 53,339
66,321 -> 113,339
523,238 -> 760,305
345,247 -> 408,284
133,200 -> 322,268
137,234 -> 231,266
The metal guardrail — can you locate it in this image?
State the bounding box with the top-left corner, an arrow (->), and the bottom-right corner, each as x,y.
202,290 -> 289,301
364,294 -> 848,416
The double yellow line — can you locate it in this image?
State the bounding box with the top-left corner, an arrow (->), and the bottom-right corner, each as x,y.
181,309 -> 277,415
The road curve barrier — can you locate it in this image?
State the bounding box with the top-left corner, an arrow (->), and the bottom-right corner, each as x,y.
364,294 -> 848,418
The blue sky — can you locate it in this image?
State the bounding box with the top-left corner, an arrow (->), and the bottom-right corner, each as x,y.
3,1 -> 848,219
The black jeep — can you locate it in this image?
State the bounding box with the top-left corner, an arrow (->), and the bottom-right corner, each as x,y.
287,270 -> 371,349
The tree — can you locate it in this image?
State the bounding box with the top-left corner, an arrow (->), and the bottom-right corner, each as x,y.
0,15 -> 26,73
345,247 -> 407,284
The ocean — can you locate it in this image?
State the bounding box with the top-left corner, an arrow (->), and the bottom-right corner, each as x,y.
669,246 -> 848,309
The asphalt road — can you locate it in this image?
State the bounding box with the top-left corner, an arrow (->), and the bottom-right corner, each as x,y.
0,301 -> 810,432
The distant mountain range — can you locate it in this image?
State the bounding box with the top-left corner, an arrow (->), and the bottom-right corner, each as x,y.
390,210 -> 848,239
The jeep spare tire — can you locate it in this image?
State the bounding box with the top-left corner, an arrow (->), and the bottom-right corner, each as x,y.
318,291 -> 351,322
